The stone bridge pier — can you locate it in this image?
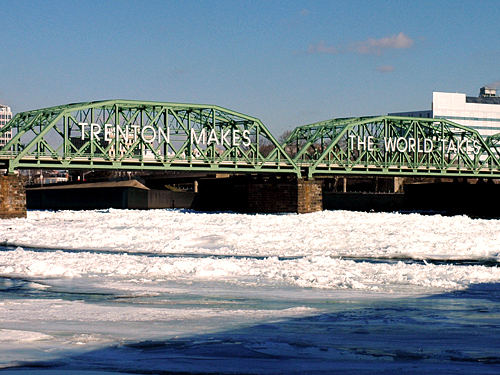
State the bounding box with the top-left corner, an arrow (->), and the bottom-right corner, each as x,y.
0,174 -> 27,219
198,176 -> 323,214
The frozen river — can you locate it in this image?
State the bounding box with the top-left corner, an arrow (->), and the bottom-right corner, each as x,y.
1,209 -> 500,374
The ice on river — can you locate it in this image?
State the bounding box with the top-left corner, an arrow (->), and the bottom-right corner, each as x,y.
2,209 -> 500,261
0,209 -> 500,374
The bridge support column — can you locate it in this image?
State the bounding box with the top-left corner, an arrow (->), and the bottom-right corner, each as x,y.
198,176 -> 323,214
297,178 -> 323,214
0,174 -> 27,219
246,177 -> 323,214
393,177 -> 403,193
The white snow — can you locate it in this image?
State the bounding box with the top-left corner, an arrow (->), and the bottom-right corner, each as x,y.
1,209 -> 499,293
2,209 -> 499,260
1,209 -> 500,374
0,329 -> 52,342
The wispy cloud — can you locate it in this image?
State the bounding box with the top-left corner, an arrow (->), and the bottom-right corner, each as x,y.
307,41 -> 336,54
297,32 -> 414,56
351,32 -> 414,55
375,65 -> 395,73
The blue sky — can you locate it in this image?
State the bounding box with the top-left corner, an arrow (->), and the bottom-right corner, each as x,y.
1,0 -> 499,135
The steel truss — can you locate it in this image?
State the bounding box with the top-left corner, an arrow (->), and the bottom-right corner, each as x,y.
4,104 -> 500,179
0,100 -> 297,175
283,116 -> 500,178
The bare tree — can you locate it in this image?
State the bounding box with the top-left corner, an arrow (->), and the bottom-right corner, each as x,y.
259,137 -> 275,157
279,130 -> 298,158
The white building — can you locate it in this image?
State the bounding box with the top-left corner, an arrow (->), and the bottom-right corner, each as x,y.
390,87 -> 500,139
0,104 -> 13,146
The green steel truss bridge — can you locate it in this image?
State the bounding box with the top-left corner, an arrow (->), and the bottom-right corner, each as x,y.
0,100 -> 296,175
2,99 -> 500,179
284,115 -> 500,178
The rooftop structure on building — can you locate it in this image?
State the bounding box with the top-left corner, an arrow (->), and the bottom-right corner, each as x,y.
0,104 -> 13,147
479,87 -> 497,98
389,87 -> 500,138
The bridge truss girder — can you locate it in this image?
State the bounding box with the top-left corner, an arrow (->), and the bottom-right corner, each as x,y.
5,103 -> 500,180
283,116 -> 500,178
0,100 -> 298,175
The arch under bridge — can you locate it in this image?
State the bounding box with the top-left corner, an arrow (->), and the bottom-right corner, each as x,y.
1,100 -> 500,179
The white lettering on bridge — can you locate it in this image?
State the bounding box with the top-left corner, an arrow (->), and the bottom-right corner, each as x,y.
348,136 -> 481,155
78,123 -> 252,148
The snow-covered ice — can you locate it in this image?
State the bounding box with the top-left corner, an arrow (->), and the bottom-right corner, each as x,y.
0,209 -> 500,374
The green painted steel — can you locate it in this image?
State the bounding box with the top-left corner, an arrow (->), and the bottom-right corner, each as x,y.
3,102 -> 500,179
0,100 -> 298,175
283,115 -> 500,178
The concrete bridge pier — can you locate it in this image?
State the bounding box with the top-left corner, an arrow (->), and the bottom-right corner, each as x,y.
0,174 -> 27,219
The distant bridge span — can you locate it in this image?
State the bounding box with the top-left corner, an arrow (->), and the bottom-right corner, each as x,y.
2,99 -> 500,179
